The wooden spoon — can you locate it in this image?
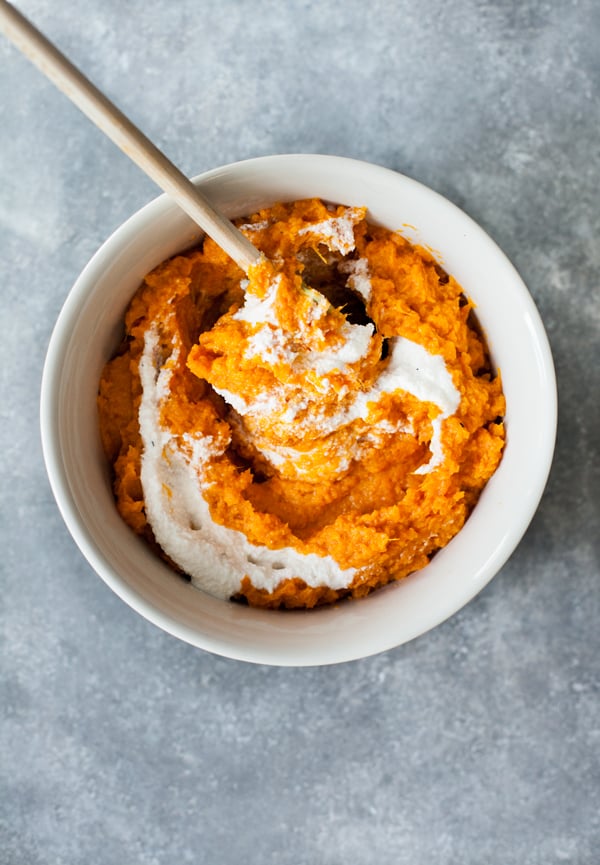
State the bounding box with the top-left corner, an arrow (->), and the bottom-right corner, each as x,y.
0,0 -> 261,273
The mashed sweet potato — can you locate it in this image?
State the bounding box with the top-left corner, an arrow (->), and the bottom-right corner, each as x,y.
98,198 -> 505,608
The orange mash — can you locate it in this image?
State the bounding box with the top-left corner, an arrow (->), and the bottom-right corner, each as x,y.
98,199 -> 505,608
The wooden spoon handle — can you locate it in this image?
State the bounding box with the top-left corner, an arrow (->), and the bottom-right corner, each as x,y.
0,0 -> 261,272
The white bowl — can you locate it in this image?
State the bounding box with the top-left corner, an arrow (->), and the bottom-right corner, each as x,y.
40,154 -> 557,666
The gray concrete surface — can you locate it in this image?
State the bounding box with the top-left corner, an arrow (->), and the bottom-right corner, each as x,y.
1,0 -> 599,862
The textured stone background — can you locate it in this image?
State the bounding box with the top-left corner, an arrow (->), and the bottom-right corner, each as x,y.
1,0 -> 599,862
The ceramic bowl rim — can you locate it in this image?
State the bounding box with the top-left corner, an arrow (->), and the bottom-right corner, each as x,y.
40,154 -> 557,666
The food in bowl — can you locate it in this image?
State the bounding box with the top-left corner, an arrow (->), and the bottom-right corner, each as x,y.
98,197 -> 505,609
